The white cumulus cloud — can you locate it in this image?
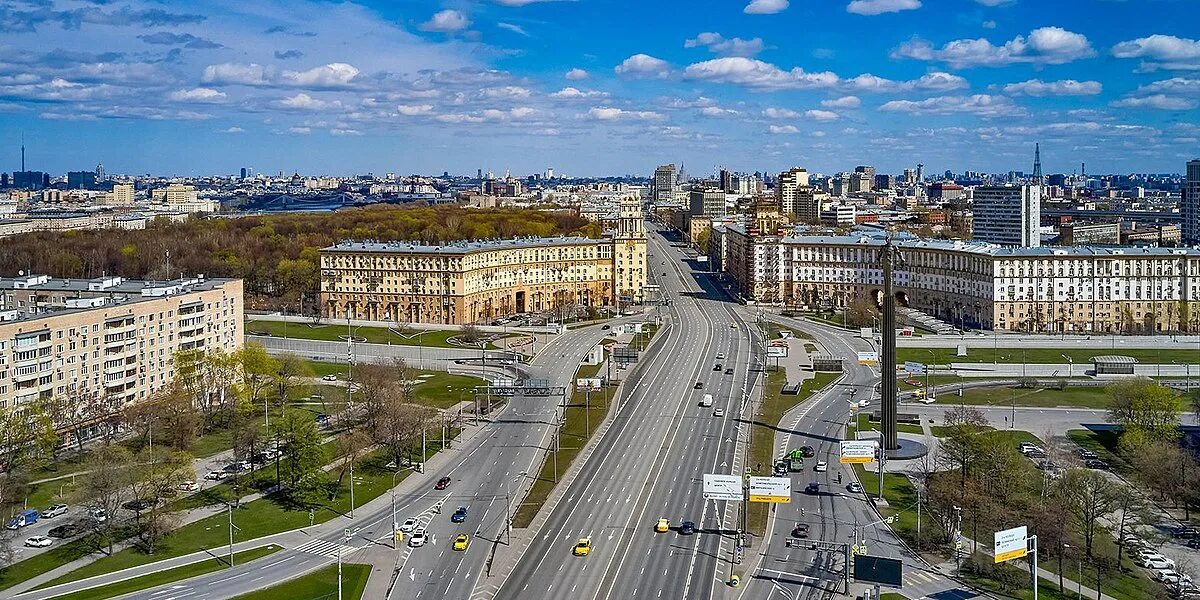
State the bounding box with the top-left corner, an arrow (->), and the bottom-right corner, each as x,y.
550,87 -> 608,99
763,107 -> 801,118
682,57 -> 839,90
615,54 -> 671,79
821,96 -> 861,108
565,68 -> 589,80
685,32 -> 766,57
1112,35 -> 1200,71
879,94 -> 1025,117
1002,79 -> 1102,96
805,109 -> 839,121
169,88 -> 226,102
892,27 -> 1094,68
397,104 -> 435,116
847,0 -> 922,16
1110,94 -> 1197,110
744,0 -> 788,14
768,124 -> 798,134
420,9 -> 470,33
585,106 -> 665,121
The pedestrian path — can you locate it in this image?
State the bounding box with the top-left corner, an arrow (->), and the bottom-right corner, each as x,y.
294,538 -> 356,559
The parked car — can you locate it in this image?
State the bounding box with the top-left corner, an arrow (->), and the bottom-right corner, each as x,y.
204,470 -> 228,481
41,504 -> 69,518
435,476 -> 451,490
1142,556 -> 1175,570
1187,538 -> 1200,549
177,480 -> 201,492
1157,570 -> 1183,584
24,536 -> 52,548
7,509 -> 39,529
322,374 -> 338,381
451,506 -> 468,523
1026,449 -> 1047,459
122,498 -> 154,512
791,523 -> 810,538
48,520 -> 88,539
1085,459 -> 1109,470
1078,448 -> 1098,460
87,507 -> 107,523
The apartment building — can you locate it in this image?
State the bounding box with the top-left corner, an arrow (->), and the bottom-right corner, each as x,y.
0,275 -> 243,419
722,226 -> 1200,333
320,198 -> 647,324
972,185 -> 1041,247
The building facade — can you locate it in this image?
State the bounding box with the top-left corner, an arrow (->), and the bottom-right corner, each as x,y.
972,185 -> 1041,247
653,164 -> 677,203
0,275 -> 243,414
1185,159 -> 1200,245
689,187 -> 726,218
320,199 -> 647,324
721,226 -> 1200,333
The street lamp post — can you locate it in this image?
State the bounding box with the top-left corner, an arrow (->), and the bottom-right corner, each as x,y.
391,471 -> 400,551
504,471 -> 527,545
1062,354 -> 1073,378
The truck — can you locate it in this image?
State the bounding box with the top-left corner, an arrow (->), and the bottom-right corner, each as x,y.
6,509 -> 39,530
699,394 -> 714,407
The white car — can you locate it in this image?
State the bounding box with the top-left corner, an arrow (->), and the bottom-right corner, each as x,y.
408,528 -> 428,548
177,480 -> 201,492
204,470 -> 228,481
322,374 -> 338,381
41,504 -> 69,518
713,408 -> 725,417
24,536 -> 52,548
1157,569 -> 1182,584
715,353 -> 726,360
856,399 -> 871,408
1142,556 -> 1174,570
815,461 -> 828,472
399,518 -> 417,533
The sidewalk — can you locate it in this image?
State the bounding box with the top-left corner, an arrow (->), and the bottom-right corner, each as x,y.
938,534 -> 1118,600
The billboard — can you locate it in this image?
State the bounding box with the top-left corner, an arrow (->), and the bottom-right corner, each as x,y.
903,361 -> 926,375
994,525 -> 1028,563
576,378 -> 603,391
857,351 -> 880,365
859,327 -> 873,339
702,474 -> 742,501
839,440 -> 878,464
748,476 -> 791,503
853,555 -> 903,587
767,345 -> 788,358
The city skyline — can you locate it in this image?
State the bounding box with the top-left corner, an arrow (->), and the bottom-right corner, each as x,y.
0,0 -> 1197,176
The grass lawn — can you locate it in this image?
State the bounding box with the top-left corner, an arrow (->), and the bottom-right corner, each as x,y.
39,434 -> 459,589
853,414 -> 924,435
0,534 -> 107,592
766,323 -> 813,341
929,424 -> 996,438
897,374 -> 968,391
412,372 -> 488,410
512,357 -> 621,528
1067,429 -> 1131,474
897,347 -> 1199,366
44,545 -> 281,600
747,370 -> 839,535
933,385 -> 1112,409
246,319 -> 502,350
879,594 -> 908,600
228,563 -> 371,600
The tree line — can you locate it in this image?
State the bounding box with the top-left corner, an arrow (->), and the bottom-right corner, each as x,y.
0,204 -> 601,311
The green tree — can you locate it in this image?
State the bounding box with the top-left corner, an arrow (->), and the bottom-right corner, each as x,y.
271,410 -> 327,495
1105,378 -> 1181,441
236,343 -> 281,414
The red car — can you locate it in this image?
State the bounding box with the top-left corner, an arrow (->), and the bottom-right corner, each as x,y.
435,477 -> 451,490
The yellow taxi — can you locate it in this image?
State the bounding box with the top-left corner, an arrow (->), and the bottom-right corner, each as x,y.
655,518 -> 670,533
573,537 -> 592,556
453,534 -> 470,551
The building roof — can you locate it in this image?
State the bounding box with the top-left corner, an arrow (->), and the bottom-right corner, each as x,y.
324,236 -> 605,255
1090,355 -> 1138,365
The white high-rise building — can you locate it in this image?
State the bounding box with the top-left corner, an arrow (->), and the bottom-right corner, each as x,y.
972,185 -> 1041,247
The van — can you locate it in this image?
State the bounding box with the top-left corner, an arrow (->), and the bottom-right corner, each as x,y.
700,394 -> 714,407
7,509 -> 39,530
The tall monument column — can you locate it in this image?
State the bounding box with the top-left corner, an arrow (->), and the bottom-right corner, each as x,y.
880,236 -> 899,451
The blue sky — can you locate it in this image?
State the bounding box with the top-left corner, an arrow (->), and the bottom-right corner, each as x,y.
0,0 -> 1198,178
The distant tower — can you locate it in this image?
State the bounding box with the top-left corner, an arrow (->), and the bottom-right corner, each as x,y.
1032,143 -> 1043,184
20,134 -> 25,172
915,163 -> 924,183
95,162 -> 105,182
1081,162 -> 1086,180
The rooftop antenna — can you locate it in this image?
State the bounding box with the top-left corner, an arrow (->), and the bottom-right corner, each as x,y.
1032,143 -> 1043,184
20,132 -> 25,172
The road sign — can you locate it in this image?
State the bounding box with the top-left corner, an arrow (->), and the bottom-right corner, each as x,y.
702,474 -> 742,501
767,345 -> 788,358
994,525 -> 1029,563
748,476 -> 791,503
575,378 -> 603,391
903,361 -> 926,375
857,351 -> 880,365
853,555 -> 903,587
839,440 -> 878,464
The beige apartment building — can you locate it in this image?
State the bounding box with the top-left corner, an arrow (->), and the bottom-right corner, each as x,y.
0,276 -> 244,424
722,226 -> 1200,333
320,199 -> 647,324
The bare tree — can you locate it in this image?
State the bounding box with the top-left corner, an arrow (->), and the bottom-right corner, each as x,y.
76,445 -> 133,555
272,353 -> 313,408
1058,468 -> 1121,557
458,323 -> 484,346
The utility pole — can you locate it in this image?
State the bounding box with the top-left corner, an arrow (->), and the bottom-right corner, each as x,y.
880,234 -> 901,451
349,459 -> 355,519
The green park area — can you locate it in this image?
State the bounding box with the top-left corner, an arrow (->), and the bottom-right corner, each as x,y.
41,545 -> 281,600
229,563 -> 371,600
247,319 -> 505,350
932,383 -> 1112,409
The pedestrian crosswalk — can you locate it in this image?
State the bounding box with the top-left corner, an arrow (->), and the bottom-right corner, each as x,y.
903,570 -> 941,586
294,538 -> 356,558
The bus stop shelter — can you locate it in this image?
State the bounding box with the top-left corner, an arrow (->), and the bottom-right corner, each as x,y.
1091,355 -> 1137,376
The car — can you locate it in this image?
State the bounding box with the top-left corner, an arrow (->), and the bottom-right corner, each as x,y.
451,506 -> 468,523
453,534 -> 470,551
713,408 -> 725,417
804,482 -> 820,495
799,446 -> 815,458
715,353 -> 726,360
725,368 -> 734,375
204,470 -> 228,481
1142,556 -> 1175,570
857,399 -> 871,407
1188,538 -> 1200,549
791,523 -> 810,538
1026,448 -> 1047,459
408,528 -> 428,548
48,520 -> 88,539
1171,526 -> 1200,539
1078,448 -> 1098,460
1085,459 -> 1109,470
601,325 -> 610,330
41,504 -> 69,518
573,537 -> 592,556
1158,570 -> 1183,584
122,498 -> 153,512
1136,549 -> 1164,561
815,461 -> 828,472
680,521 -> 696,535
729,323 -> 736,328
223,461 -> 251,473
400,518 -> 418,533
315,413 -> 329,424
847,482 -> 863,493
694,382 -> 703,389
655,518 -> 670,533
177,480 -> 201,492
24,536 -> 52,548
87,507 -> 107,523
713,364 -> 722,371
435,477 -> 451,490
322,374 -> 338,381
